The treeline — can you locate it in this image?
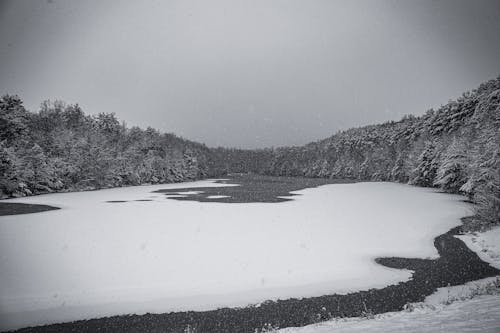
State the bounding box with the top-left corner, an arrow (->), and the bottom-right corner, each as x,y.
0,97 -> 220,198
259,76 -> 500,228
209,148 -> 274,175
1,77 -> 499,227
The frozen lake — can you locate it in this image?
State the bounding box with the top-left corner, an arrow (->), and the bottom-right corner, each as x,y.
0,178 -> 470,330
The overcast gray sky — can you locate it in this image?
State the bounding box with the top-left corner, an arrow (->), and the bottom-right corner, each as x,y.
1,0 -> 500,148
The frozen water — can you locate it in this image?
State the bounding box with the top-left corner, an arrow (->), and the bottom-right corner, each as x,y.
0,180 -> 470,330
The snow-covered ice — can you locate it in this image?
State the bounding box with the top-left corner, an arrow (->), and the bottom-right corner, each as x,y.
174,191 -> 205,195
0,180 -> 470,330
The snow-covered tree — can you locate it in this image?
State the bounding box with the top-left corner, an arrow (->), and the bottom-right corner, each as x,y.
390,156 -> 409,183
411,142 -> 439,187
433,139 -> 468,192
18,143 -> 55,194
0,95 -> 28,143
473,157 -> 500,228
0,143 -> 20,197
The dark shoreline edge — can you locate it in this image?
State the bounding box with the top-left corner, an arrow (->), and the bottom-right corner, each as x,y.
4,175 -> 500,332
0,203 -> 60,216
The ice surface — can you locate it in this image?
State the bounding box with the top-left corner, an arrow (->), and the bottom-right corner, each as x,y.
0,180 -> 470,330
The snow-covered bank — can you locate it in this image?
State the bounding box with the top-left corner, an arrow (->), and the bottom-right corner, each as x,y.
277,293 -> 500,333
456,227 -> 500,270
277,226 -> 500,333
0,180 -> 470,330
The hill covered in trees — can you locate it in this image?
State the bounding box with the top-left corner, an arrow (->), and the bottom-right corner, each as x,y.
1,76 -> 499,228
0,97 -> 222,198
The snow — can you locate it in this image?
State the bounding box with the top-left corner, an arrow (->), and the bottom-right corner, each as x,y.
456,226 -> 500,270
0,181 -> 470,331
174,191 -> 205,195
206,195 -> 230,199
277,226 -> 500,333
424,276 -> 500,305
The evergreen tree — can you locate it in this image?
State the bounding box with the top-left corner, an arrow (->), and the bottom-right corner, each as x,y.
0,95 -> 28,143
433,139 -> 468,192
0,143 -> 19,197
390,156 -> 409,183
475,151 -> 500,227
411,142 -> 439,187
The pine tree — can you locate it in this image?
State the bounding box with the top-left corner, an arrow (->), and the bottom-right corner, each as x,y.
0,95 -> 28,143
411,142 -> 439,187
390,156 -> 409,183
0,143 -> 20,197
473,132 -> 500,227
433,139 -> 468,192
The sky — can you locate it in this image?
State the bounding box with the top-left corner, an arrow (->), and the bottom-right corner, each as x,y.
1,0 -> 500,148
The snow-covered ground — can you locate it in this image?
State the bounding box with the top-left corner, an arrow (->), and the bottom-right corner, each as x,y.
0,180 -> 470,331
457,227 -> 500,270
278,226 -> 500,333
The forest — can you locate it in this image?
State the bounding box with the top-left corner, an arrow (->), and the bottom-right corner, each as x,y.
1,76 -> 499,228
0,97 -> 221,197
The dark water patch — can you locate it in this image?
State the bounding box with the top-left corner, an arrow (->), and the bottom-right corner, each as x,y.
134,199 -> 153,202
154,174 -> 355,203
0,203 -> 60,216
10,224 -> 499,333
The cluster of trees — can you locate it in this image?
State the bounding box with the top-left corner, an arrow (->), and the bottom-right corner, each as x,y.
259,76 -> 500,228
208,147 -> 274,175
0,97 -> 219,198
